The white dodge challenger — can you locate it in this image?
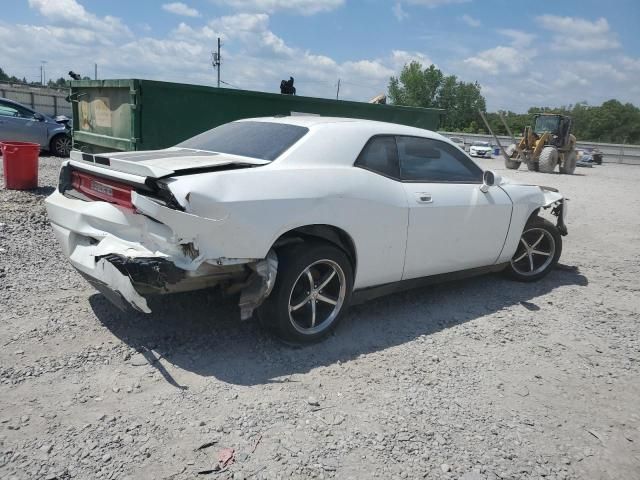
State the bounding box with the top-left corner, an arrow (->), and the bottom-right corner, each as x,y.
45,117 -> 568,343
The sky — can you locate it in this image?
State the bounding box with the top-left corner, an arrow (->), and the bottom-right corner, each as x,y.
1,0 -> 639,112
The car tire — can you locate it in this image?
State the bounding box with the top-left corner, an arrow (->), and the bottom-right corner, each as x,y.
258,241 -> 353,344
50,134 -> 72,157
505,216 -> 562,282
559,150 -> 577,175
538,147 -> 559,173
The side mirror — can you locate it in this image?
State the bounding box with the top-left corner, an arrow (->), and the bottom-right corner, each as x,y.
34,113 -> 45,122
480,170 -> 502,193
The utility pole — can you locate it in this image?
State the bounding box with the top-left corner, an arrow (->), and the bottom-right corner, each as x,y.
40,60 -> 47,86
336,78 -> 340,100
94,63 -> 98,80
212,37 -> 221,88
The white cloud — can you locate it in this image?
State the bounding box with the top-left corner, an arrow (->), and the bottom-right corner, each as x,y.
212,0 -> 344,15
463,46 -> 531,74
536,15 -> 620,52
27,0 -> 130,37
405,0 -> 470,7
460,14 -> 480,27
392,3 -> 408,22
620,56 -> 640,72
162,2 -> 200,17
0,8 -> 394,100
8,1 -> 640,114
211,13 -> 269,35
391,50 -> 433,69
573,60 -> 627,82
497,29 -> 535,48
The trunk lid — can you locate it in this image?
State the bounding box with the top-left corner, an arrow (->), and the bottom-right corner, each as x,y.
69,147 -> 268,178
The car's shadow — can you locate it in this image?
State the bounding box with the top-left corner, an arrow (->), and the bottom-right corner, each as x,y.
90,266 -> 588,387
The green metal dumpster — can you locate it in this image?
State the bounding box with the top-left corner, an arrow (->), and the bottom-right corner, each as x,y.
70,79 -> 443,153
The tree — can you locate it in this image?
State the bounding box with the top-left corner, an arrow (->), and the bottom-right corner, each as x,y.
0,67 -> 21,84
388,62 -> 485,132
48,77 -> 68,88
388,62 -> 443,108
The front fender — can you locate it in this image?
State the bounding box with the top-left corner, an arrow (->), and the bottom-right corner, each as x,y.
497,183 -> 568,263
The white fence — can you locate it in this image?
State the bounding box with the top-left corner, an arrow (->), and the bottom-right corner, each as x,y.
0,82 -> 72,117
440,131 -> 640,166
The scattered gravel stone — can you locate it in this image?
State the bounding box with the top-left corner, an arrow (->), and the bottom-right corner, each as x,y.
1,155 -> 639,479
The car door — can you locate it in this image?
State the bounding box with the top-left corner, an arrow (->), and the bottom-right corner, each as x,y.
351,135 -> 409,288
0,100 -> 47,146
398,135 -> 512,280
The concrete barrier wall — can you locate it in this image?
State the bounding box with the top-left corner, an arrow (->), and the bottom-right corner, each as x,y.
0,83 -> 72,117
440,131 -> 640,166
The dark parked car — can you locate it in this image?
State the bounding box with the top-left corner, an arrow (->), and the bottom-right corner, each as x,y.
0,97 -> 71,157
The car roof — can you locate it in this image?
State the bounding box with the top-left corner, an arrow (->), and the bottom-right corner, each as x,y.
1,97 -> 26,107
235,115 -> 448,142
237,115 -> 361,127
0,97 -> 35,111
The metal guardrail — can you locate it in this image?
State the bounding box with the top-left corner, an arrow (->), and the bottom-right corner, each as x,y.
440,131 -> 640,165
0,83 -> 72,117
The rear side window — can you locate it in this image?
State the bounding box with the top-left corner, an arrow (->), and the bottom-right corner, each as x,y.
177,121 -> 309,161
0,101 -> 32,118
396,136 -> 482,183
355,136 -> 400,179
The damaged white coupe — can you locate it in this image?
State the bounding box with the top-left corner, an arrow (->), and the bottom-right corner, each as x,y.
46,117 -> 568,342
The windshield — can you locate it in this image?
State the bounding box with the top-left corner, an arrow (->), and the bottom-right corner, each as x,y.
534,116 -> 560,135
177,121 -> 309,161
473,142 -> 489,147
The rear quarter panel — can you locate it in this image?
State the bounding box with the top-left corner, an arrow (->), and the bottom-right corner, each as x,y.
171,165 -> 409,289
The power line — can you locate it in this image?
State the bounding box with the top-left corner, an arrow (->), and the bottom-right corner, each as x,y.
220,79 -> 241,89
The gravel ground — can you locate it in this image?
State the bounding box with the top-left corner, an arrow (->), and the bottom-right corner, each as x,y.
1,155 -> 639,480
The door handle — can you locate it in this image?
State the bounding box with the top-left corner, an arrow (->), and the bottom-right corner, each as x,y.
416,193 -> 433,203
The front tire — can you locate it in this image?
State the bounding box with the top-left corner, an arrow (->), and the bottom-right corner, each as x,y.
50,134 -> 71,157
506,217 -> 562,282
538,147 -> 558,173
258,242 -> 353,343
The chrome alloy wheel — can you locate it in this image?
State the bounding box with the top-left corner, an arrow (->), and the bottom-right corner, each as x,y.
288,259 -> 346,335
54,136 -> 72,157
510,227 -> 556,277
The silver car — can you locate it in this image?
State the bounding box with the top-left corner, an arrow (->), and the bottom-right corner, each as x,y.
0,98 -> 71,157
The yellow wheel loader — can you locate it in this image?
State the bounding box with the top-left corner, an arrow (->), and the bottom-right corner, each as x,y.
479,112 -> 578,175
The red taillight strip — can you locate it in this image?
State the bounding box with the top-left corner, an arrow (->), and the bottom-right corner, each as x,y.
70,171 -> 134,210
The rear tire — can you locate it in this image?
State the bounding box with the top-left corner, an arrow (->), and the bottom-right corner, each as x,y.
538,147 -> 558,173
559,150 -> 577,174
505,217 -> 562,282
50,134 -> 71,157
258,241 -> 353,344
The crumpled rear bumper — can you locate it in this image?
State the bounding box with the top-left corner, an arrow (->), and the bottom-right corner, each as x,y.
49,221 -> 245,313
45,189 -> 272,316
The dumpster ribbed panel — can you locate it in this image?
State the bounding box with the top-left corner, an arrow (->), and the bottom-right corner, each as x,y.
70,79 -> 443,153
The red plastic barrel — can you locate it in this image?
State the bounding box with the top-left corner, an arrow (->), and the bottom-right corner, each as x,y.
1,141 -> 40,190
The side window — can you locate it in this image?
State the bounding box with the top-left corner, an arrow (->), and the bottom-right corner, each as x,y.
0,102 -> 20,118
354,136 -> 400,179
397,136 -> 483,183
